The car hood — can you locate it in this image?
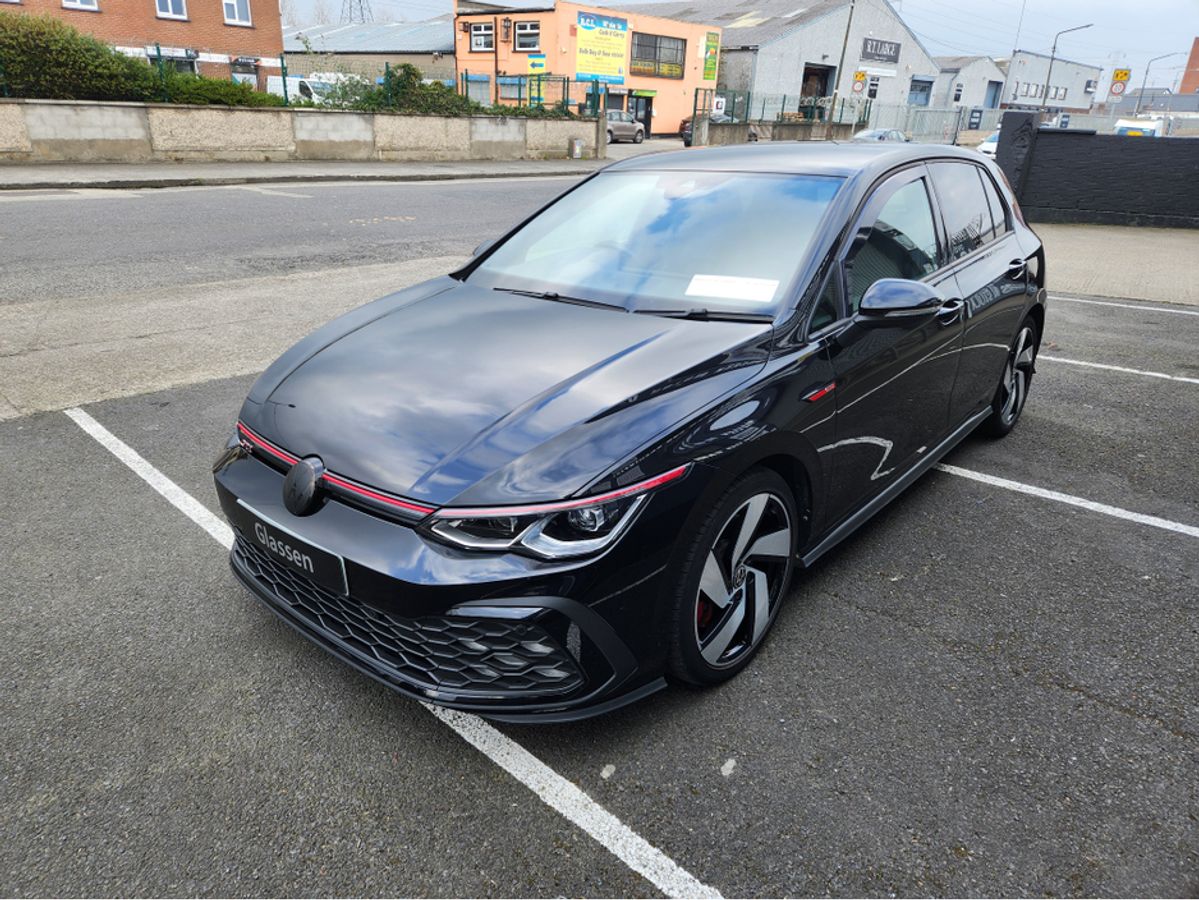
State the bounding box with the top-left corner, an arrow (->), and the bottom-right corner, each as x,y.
243,278 -> 769,507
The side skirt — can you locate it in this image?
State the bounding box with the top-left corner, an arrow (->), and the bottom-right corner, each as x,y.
799,408 -> 991,568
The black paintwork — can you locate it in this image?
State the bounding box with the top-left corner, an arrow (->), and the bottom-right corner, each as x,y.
215,142 -> 1046,721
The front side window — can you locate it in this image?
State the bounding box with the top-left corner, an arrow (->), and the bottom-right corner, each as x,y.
470,22 -> 493,51
929,162 -> 992,260
468,171 -> 843,315
514,21 -> 539,51
846,178 -> 939,313
62,0 -> 99,9
953,82 -> 963,101
1059,87 -> 1067,100
867,75 -> 879,99
156,0 -> 186,18
222,0 -> 250,24
630,32 -> 686,79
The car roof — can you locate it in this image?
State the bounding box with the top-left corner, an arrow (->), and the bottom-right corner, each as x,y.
604,141 -> 985,179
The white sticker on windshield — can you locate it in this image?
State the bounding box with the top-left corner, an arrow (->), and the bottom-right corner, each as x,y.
685,274 -> 779,304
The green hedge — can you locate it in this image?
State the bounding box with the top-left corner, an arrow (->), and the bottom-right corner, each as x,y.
0,11 -> 285,106
0,11 -> 156,101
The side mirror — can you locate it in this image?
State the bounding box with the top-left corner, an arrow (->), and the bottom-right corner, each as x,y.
859,278 -> 943,315
472,238 -> 496,258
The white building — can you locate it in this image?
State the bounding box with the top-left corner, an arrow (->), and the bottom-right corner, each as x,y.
615,0 -> 939,108
932,55 -> 1007,109
997,49 -> 1102,113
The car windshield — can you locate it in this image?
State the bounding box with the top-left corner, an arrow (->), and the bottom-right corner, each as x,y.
467,170 -> 843,315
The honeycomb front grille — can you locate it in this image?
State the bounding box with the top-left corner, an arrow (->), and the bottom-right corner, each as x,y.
233,535 -> 584,697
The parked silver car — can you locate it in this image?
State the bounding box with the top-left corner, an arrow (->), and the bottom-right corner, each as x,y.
606,110 -> 645,144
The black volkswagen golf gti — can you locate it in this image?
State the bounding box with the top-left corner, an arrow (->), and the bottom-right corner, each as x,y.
214,143 -> 1046,721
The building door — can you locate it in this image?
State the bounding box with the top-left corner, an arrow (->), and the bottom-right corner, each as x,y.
984,80 -> 1002,108
631,95 -> 653,136
908,77 -> 932,106
801,64 -> 832,97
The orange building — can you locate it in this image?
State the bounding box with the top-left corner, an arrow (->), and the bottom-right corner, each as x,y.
2,0 -> 284,85
1180,37 -> 1199,95
454,0 -> 720,136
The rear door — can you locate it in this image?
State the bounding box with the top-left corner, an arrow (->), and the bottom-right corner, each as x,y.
821,166 -> 963,525
927,160 -> 1032,424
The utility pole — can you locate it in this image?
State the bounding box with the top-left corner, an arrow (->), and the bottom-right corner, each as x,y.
1136,52 -> 1184,115
1041,23 -> 1091,116
829,0 -> 856,123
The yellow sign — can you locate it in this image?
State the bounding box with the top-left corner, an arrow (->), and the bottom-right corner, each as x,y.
853,70 -> 868,82
527,54 -> 547,75
575,11 -> 628,85
1112,68 -> 1131,82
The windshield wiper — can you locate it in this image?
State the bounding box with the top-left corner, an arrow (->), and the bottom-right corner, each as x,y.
633,308 -> 775,323
492,287 -> 620,311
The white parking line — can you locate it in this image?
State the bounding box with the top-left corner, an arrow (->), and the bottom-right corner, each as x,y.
1049,295 -> 1199,317
936,464 -> 1199,539
63,406 -> 720,900
1038,355 -> 1199,385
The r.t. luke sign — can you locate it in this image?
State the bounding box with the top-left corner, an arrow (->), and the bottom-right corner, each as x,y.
861,37 -> 900,64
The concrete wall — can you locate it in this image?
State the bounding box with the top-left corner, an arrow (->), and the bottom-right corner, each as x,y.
705,120 -> 854,145
0,99 -> 602,164
997,111 -> 1199,228
932,57 -> 1006,109
1000,51 -> 1101,113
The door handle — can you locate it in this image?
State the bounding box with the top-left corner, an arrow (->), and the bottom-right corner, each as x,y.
1007,258 -> 1028,280
937,298 -> 964,325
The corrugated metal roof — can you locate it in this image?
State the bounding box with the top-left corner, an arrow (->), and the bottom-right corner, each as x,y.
284,16 -> 454,53
607,0 -> 849,48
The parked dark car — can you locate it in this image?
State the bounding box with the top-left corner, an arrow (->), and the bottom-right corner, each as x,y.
214,144 -> 1045,722
680,113 -> 732,146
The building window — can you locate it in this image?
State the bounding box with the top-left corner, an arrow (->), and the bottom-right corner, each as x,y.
156,0 -> 186,19
222,0 -> 251,25
953,82 -> 963,102
630,32 -> 685,79
470,22 -> 494,52
867,75 -> 879,99
1059,87 -> 1067,101
514,21 -> 539,51
62,0 -> 99,10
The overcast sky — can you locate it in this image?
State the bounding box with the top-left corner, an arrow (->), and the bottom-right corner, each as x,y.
288,0 -> 1198,90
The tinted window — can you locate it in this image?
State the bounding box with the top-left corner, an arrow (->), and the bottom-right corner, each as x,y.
470,171 -> 843,315
846,178 -> 939,312
976,167 -> 1008,241
929,162 -> 992,259
808,272 -> 842,333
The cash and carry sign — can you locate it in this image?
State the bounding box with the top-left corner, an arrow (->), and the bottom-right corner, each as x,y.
575,12 -> 628,84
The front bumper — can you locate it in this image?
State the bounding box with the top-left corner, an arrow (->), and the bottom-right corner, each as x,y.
215,451 -> 695,721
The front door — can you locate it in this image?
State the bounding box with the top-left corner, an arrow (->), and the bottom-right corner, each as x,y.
822,167 -> 963,525
631,96 -> 653,136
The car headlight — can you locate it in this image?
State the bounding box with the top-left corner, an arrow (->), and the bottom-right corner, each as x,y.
427,464 -> 689,560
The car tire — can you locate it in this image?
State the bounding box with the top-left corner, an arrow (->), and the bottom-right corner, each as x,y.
982,314 -> 1039,438
634,129 -> 644,143
665,468 -> 798,687
607,129 -> 614,144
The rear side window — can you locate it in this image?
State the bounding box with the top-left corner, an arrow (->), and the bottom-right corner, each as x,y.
976,168 -> 1009,242
929,162 -> 992,260
845,178 -> 939,313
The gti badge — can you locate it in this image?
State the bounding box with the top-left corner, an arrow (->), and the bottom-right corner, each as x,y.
283,456 -> 325,516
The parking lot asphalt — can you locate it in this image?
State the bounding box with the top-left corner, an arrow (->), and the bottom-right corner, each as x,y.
1,179 -> 1196,897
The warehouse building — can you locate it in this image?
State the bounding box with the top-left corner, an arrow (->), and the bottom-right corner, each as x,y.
997,49 -> 1102,113
932,55 -> 1006,109
283,18 -> 456,82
